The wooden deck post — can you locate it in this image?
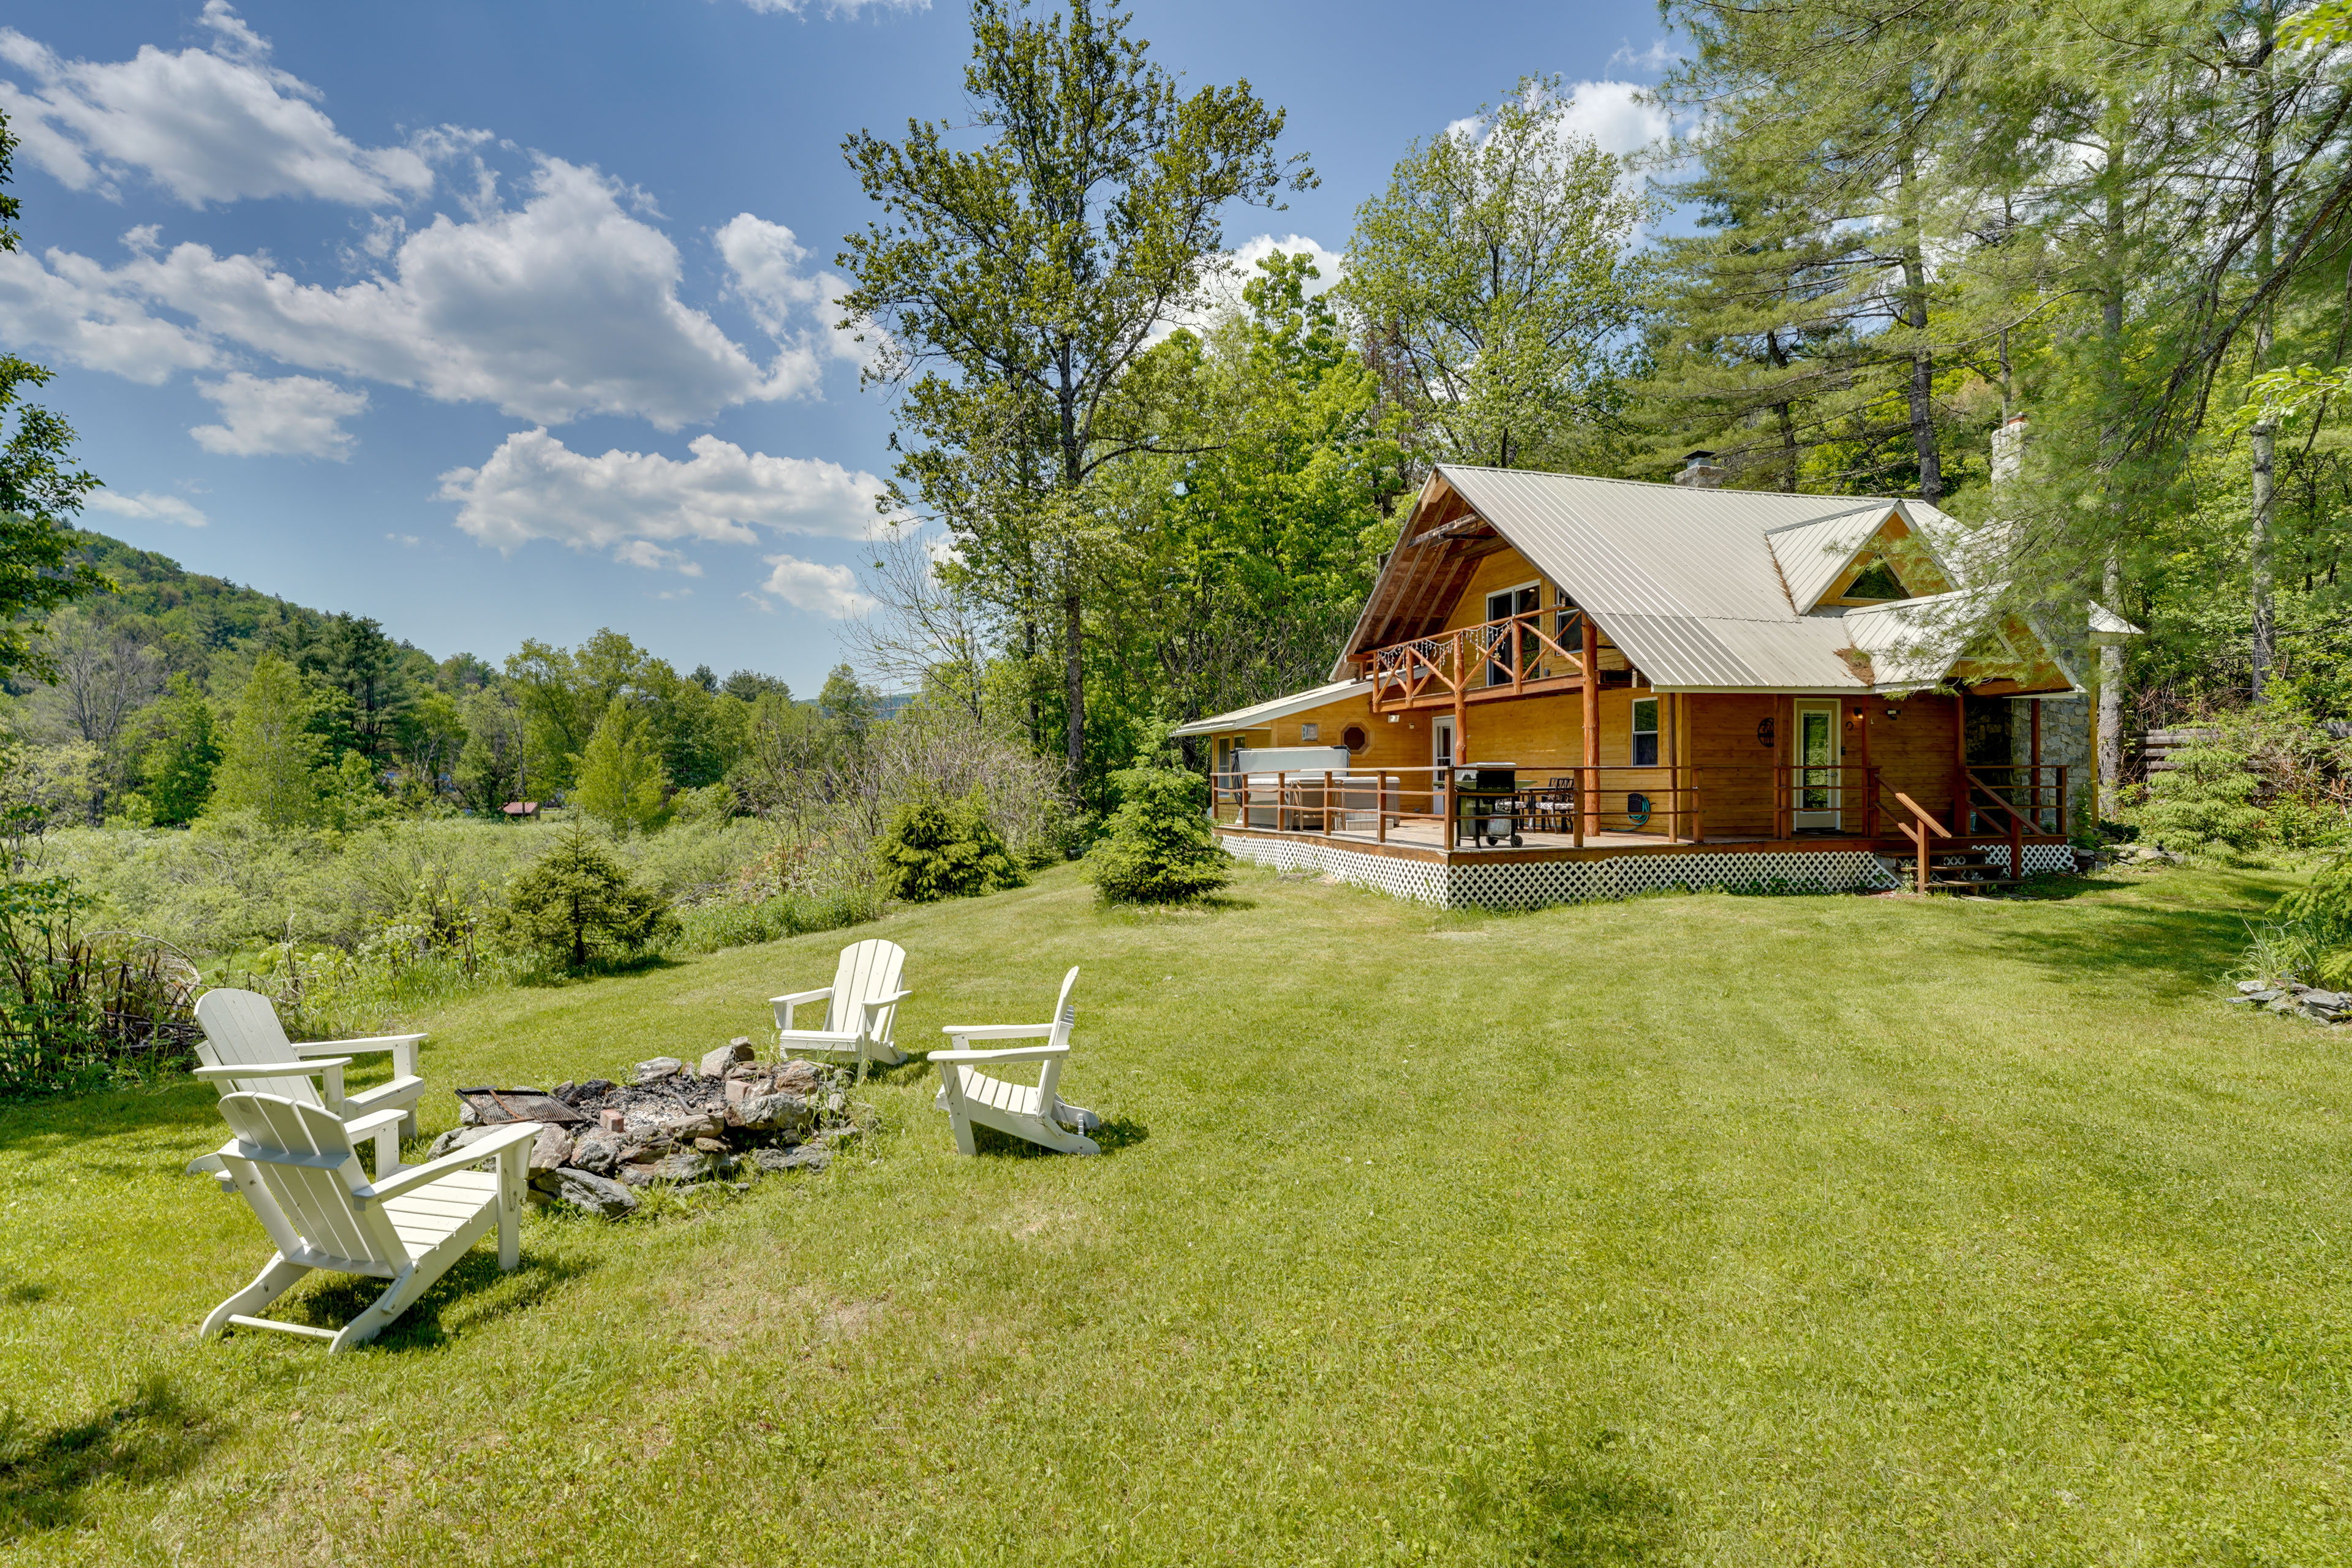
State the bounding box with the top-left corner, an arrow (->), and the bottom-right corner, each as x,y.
1276,771 -> 1287,832
1323,769 -> 1333,837
1773,694 -> 1789,840
1452,631 -> 1468,766
2030,698 -> 2044,832
1854,699 -> 1872,837
1951,690 -> 1969,834
1376,775 -> 1387,843
1580,616 -> 1600,839
2057,765 -> 2068,837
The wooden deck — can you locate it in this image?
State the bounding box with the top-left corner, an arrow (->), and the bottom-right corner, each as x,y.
1214,818 -> 2068,866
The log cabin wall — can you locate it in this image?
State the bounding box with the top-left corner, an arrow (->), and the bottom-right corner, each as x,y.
1685,694 -> 1782,834
1868,693 -> 1961,820
1437,547 -> 1555,633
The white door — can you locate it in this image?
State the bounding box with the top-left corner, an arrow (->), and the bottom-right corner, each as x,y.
1792,699 -> 1841,830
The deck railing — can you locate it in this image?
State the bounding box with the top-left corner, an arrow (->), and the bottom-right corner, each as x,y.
1362,611 -> 1589,711
1210,761 -> 2073,853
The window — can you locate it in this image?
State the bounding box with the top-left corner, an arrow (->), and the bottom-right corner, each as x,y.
1631,698 -> 1659,767
1299,722 -> 1319,742
1485,583 -> 1539,685
1555,587 -> 1583,647
1341,725 -> 1369,753
1842,557 -> 1907,600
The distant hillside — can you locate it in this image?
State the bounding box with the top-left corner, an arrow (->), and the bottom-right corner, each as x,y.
53,529 -> 429,693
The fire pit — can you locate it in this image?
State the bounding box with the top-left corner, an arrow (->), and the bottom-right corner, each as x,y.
424,1038 -> 865,1218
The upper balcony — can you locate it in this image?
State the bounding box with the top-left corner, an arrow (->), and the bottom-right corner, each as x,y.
1355,609 -> 1635,714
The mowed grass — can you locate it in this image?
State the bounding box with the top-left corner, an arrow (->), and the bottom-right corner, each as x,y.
3,861 -> 2350,1565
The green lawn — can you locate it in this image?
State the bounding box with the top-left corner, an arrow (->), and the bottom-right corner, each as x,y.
4,862 -> 2348,1565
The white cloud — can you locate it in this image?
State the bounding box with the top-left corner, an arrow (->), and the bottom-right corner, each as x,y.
1608,39 -> 1681,74
7,157 -> 816,427
190,370 -> 368,458
716,213 -> 872,367
1558,80 -> 1675,158
385,532 -> 420,546
757,554 -> 876,619
435,429 -> 886,574
0,5 -> 436,208
735,0 -> 929,15
0,246 -> 218,382
87,489 -> 208,527
1155,232 -> 1345,342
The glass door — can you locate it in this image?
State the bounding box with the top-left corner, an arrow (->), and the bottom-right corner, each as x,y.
1792,699 -> 1841,830
1483,584 -> 1538,685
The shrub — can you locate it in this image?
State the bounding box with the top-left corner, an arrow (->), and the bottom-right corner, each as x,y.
1084,760 -> 1229,905
2265,853 -> 2352,986
2131,741 -> 2264,853
671,888 -> 882,954
875,785 -> 1026,902
0,876 -> 197,1095
492,824 -> 679,971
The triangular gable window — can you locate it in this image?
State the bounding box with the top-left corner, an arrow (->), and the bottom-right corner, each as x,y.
1842,557 -> 1907,601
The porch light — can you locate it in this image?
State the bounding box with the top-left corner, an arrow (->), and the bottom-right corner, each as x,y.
1885,706 -> 1900,720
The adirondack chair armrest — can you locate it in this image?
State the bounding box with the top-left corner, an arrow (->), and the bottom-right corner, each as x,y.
932,1042 -> 1071,1065
936,1023 -> 1054,1041
771,987 -> 834,1031
296,1033 -> 424,1076
856,989 -> 912,1022
775,1028 -> 862,1045
360,1122 -> 540,1202
342,1106 -> 409,1140
191,1057 -> 353,1079
194,1057 -> 351,1108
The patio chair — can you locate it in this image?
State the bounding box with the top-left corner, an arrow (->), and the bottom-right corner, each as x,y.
932,966 -> 1101,1156
772,938 -> 911,1080
200,1091 -> 540,1354
190,987 -> 427,1178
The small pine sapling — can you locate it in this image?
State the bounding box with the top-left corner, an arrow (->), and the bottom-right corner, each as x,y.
494,821 -> 679,970
875,784 -> 1026,902
1085,736 -> 1229,905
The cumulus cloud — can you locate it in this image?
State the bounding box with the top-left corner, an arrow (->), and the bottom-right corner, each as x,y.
1608,39 -> 1682,74
735,0 -> 929,15
0,4 -> 437,208
1556,80 -> 1675,158
5,157 -> 816,427
0,246 -> 217,382
190,370 -> 368,458
87,489 -> 208,527
717,213 -> 873,366
435,429 -> 885,575
1153,232 -> 1346,342
755,554 -> 876,619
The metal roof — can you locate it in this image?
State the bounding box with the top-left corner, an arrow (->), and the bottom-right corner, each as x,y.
1171,679 -> 1371,736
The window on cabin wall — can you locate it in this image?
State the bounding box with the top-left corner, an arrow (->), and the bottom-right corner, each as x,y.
1484,584 -> 1539,685
1844,556 -> 1907,600
1631,698 -> 1659,766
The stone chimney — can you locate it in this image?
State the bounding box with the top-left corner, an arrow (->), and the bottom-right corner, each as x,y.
1673,449 -> 1725,489
1991,415 -> 2027,490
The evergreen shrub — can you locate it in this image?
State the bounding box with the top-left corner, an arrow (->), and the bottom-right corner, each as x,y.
875,785 -> 1026,902
492,824 -> 679,971
2130,741 -> 2265,853
1084,759 -> 1229,905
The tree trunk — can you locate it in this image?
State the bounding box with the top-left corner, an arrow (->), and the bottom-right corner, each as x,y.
1898,153 -> 1942,506
2250,2 -> 2278,702
1766,330 -> 1798,492
1063,582 -> 1084,779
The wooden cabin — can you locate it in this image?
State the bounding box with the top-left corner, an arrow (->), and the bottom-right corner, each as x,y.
1175,462 -> 2133,908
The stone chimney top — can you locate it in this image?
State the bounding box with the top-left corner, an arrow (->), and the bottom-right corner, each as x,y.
1673,449 -> 1725,489
1991,415 -> 2028,489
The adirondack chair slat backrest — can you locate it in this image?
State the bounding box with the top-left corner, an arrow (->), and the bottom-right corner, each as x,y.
195,989 -> 320,1105
217,1093 -> 405,1268
1036,965 -> 1080,1106
827,940 -> 907,1042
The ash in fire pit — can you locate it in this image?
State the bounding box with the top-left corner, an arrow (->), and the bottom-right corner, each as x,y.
426,1036 -> 864,1218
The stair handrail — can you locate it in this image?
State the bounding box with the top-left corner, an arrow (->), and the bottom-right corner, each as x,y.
1887,789 -> 1950,895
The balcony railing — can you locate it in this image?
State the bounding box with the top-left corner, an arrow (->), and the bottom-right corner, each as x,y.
1208,763 -> 2071,856
1361,611 -> 1591,712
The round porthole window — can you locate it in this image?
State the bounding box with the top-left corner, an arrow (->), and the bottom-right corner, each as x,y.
1341,724 -> 1369,753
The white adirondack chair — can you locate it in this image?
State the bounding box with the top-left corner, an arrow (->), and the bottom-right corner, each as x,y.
200,1091 -> 539,1354
771,939 -> 911,1080
932,966 -> 1101,1156
191,987 -> 427,1177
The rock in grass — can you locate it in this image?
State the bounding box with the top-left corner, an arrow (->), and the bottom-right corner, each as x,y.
570,1129 -> 625,1175
543,1167 -> 638,1218
774,1060 -> 827,1095
617,1150 -> 721,1186
634,1057 -> 685,1085
700,1039 -> 755,1077
426,1125 -> 500,1161
733,1092 -> 811,1135
529,1126 -> 576,1173
753,1145 -> 829,1175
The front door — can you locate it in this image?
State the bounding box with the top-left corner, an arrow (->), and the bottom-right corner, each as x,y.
1483,584 -> 1539,685
1792,699 -> 1842,831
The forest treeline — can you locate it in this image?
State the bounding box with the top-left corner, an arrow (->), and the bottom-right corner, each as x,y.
837,0 -> 2352,810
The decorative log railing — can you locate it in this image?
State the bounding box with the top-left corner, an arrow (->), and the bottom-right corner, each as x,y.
1361,611 -> 1587,712
1210,761 -> 2073,865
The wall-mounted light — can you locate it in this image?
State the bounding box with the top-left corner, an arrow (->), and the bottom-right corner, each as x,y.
1885,706 -> 1901,720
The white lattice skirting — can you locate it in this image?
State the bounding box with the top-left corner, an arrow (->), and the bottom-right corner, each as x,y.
1218,832 -> 1902,911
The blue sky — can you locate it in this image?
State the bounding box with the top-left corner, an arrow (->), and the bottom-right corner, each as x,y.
0,0 -> 1676,690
